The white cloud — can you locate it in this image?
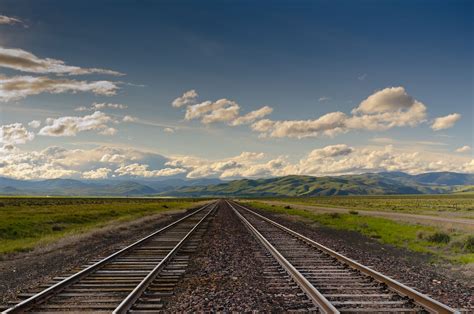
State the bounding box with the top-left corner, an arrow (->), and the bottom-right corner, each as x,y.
0,75 -> 120,101
0,46 -> 123,75
252,112 -> 348,139
0,123 -> 34,144
28,120 -> 41,128
0,145 -> 170,180
231,106 -> 273,126
0,15 -> 25,26
38,111 -> 117,137
98,127 -> 118,136
173,92 -> 274,127
164,127 -> 175,133
252,87 -> 427,138
76,102 -> 128,111
115,163 -> 186,177
0,144 -> 472,181
353,87 -> 416,114
456,145 -> 471,153
123,115 -> 138,122
318,97 -> 330,102
82,167 -> 111,179
431,113 -> 461,131
185,98 -> 240,124
284,144 -> 473,177
74,106 -> 88,112
172,89 -> 198,108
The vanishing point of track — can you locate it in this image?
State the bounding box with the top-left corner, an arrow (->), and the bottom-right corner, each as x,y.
4,200 -> 458,313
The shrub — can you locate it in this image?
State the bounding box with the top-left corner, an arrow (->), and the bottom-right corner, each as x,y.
349,210 -> 359,215
463,236 -> 474,253
328,213 -> 340,219
284,205 -> 292,209
427,232 -> 451,244
51,225 -> 64,232
416,231 -> 426,239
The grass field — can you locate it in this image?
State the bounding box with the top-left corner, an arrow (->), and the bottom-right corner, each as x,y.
264,194 -> 474,215
245,200 -> 474,264
0,197 -> 205,255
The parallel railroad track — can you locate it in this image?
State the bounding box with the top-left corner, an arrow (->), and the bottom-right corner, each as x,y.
3,202 -> 217,313
229,200 -> 458,314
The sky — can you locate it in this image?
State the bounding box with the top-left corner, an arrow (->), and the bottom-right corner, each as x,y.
0,0 -> 472,181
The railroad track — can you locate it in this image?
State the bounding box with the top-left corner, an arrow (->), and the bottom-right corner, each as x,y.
228,200 -> 458,314
3,202 -> 217,313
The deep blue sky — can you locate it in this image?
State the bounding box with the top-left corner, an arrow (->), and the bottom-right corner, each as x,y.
0,0 -> 472,179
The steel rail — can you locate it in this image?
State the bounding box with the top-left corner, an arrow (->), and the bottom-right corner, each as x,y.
228,201 -> 339,314
231,200 -> 458,314
113,202 -> 217,313
3,201 -> 216,314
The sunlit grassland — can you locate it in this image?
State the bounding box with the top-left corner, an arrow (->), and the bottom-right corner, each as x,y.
244,201 -> 474,264
262,194 -> 474,215
0,197 -> 206,255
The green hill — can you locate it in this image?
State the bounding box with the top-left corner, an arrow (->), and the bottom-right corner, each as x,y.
161,173 -> 473,197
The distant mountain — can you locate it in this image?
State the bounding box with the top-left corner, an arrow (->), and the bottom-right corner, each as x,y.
0,172 -> 472,197
0,177 -> 223,196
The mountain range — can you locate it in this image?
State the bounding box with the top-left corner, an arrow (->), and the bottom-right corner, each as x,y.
0,172 -> 473,197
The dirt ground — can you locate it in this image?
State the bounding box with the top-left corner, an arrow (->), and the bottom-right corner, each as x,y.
256,200 -> 474,232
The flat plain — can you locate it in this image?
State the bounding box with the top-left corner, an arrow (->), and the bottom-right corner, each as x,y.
243,195 -> 474,264
0,197 -> 205,255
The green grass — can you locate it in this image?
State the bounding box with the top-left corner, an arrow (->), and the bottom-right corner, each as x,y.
264,194 -> 474,214
0,197 -> 205,255
245,201 -> 474,264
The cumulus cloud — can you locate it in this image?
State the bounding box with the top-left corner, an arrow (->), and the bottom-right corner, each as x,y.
0,75 -> 120,101
0,123 -> 35,144
231,106 -> 273,126
252,87 -> 427,138
172,89 -> 198,108
0,143 -> 473,180
172,91 -> 274,127
115,163 -> 186,177
0,46 -> 123,75
122,115 -> 138,122
0,15 -> 25,26
284,144 -> 474,177
166,151 -> 271,179
456,145 -> 471,153
185,99 -> 240,124
252,112 -> 348,138
0,145 -> 171,180
28,120 -> 41,128
82,167 -> 111,179
38,111 -> 117,137
431,113 -> 461,131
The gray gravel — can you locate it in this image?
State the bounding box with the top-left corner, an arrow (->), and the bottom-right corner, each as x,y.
165,200 -> 315,312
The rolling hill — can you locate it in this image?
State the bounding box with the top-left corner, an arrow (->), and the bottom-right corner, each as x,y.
159,172 -> 474,197
0,172 -> 472,197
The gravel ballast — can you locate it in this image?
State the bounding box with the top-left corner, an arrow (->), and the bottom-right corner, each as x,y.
165,200 -> 315,312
